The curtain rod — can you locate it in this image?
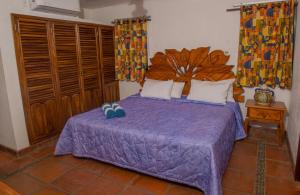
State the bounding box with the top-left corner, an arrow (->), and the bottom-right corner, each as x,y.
111,16 -> 151,24
227,0 -> 298,12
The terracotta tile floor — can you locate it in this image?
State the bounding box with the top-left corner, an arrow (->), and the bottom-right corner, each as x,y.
0,127 -> 300,195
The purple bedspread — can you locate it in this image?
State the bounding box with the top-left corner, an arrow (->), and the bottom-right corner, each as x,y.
55,95 -> 246,195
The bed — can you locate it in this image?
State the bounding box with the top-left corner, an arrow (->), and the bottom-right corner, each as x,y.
55,47 -> 246,195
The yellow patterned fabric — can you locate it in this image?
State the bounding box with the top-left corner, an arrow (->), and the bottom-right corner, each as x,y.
237,0 -> 295,89
115,19 -> 148,82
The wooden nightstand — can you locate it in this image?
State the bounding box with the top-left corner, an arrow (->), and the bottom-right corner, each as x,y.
244,99 -> 287,145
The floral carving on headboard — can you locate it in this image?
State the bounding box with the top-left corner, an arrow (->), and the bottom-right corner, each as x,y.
143,47 -> 244,102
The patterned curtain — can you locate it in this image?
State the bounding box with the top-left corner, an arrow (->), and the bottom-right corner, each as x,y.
237,0 -> 295,89
114,18 -> 148,82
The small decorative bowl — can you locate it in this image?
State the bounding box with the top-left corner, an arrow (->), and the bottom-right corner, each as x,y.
254,87 -> 274,106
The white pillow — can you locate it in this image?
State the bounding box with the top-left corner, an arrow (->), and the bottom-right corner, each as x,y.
140,79 -> 174,100
171,82 -> 185,98
187,79 -> 231,104
211,79 -> 235,102
227,86 -> 235,102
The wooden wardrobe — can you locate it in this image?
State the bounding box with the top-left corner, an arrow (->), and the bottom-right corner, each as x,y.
12,14 -> 119,144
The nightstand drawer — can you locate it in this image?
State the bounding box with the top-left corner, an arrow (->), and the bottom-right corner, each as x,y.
248,108 -> 281,120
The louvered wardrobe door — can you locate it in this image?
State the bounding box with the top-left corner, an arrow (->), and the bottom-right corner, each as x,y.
52,22 -> 83,129
100,26 -> 120,102
78,25 -> 103,111
13,16 -> 59,144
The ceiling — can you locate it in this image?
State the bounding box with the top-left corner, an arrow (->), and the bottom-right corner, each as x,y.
80,0 -> 141,9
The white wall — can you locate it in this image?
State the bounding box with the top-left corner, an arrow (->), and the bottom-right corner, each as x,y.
0,0 -> 102,150
287,4 -> 300,164
0,50 -> 17,150
83,0 -> 291,115
0,0 -> 30,150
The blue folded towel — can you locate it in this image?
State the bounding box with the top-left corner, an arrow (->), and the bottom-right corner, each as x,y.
112,103 -> 126,117
101,103 -> 126,119
102,103 -> 116,119
102,103 -> 111,111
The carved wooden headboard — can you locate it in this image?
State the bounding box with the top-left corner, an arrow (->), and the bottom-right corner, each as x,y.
142,47 -> 244,102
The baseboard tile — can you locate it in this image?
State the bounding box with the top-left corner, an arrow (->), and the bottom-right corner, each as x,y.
0,135 -> 58,157
0,144 -> 18,156
285,132 -> 296,174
